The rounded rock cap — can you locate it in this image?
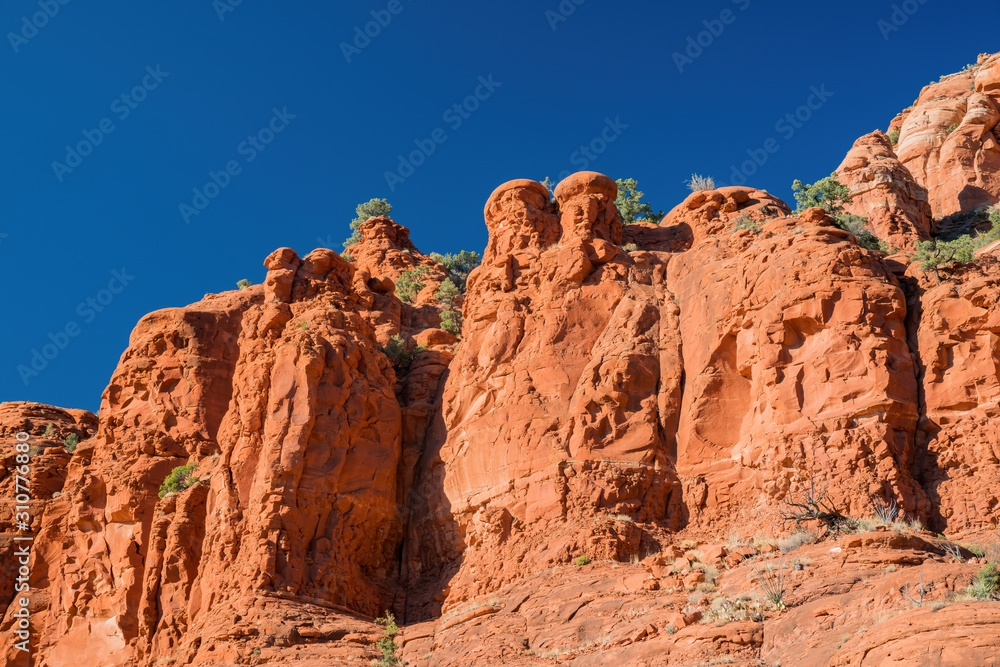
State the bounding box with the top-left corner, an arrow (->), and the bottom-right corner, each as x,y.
554,172 -> 617,202
484,179 -> 550,220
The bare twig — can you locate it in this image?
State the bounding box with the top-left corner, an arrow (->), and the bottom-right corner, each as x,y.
943,542 -> 965,563
899,573 -> 925,607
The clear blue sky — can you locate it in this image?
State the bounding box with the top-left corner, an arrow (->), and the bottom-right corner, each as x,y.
2,0 -> 996,411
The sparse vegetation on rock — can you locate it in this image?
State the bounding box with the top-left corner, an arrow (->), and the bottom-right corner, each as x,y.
686,173 -> 716,192
158,462 -> 201,499
435,278 -> 463,335
382,334 -> 425,370
344,198 -> 393,250
430,250 -> 480,292
395,266 -> 429,303
237,279 -> 252,290
372,612 -> 401,667
615,178 -> 664,224
63,433 -> 79,453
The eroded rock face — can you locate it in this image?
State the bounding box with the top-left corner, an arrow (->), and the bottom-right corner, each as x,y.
892,53 -> 1000,221
0,403 -> 96,634
668,209 -> 926,526
910,258 -> 1000,530
1,238 -> 453,666
404,175 -> 931,623
406,173 -> 683,619
10,51 -> 1000,666
836,130 -> 932,250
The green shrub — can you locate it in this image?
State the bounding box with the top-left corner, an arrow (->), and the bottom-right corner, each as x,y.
622,242 -> 638,253
947,123 -> 958,134
440,310 -> 462,336
833,214 -> 887,253
43,423 -> 55,437
792,173 -> 852,215
574,555 -> 591,566
158,462 -> 200,499
382,335 -> 425,370
913,217 -> 1000,281
298,321 -> 310,330
63,434 -> 79,453
395,266 -> 429,303
888,129 -> 901,146
966,564 -> 999,601
732,214 -> 760,233
434,278 -> 463,335
343,198 -> 392,250
616,178 -> 664,225
236,279 -> 252,290
341,252 -> 355,262
372,612 -> 401,667
429,251 -> 481,292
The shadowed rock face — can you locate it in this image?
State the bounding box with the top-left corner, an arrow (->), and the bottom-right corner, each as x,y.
891,53 -> 1000,222
7,54 -> 1000,667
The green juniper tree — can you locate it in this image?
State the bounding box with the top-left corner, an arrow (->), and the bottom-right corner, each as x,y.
615,178 -> 663,225
429,251 -> 481,292
344,198 -> 393,250
435,278 -> 463,336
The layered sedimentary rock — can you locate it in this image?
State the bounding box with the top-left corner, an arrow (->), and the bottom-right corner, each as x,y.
9,52 -> 1000,667
1,237 -> 454,666
405,175 -> 928,622
836,130 -> 932,250
0,404 -> 96,629
892,52 -> 1000,221
910,258 -> 1000,530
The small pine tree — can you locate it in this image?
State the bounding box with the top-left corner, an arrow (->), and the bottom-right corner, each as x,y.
372,612 -> 401,667
63,433 -> 79,453
395,266 -> 429,303
435,278 -> 463,335
791,173 -> 852,215
344,198 -> 393,250
429,251 -> 481,292
615,178 -> 663,225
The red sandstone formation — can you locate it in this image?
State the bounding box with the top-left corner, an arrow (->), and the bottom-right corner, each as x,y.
4,54 -> 1000,667
892,52 -> 1000,221
836,131 -> 933,251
